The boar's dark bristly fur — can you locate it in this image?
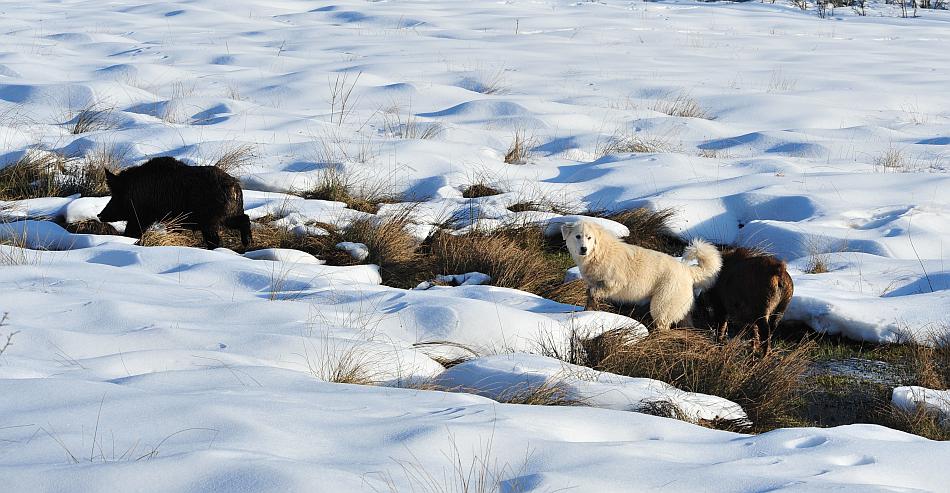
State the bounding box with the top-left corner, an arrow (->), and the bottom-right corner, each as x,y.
97,156 -> 251,252
695,247 -> 793,353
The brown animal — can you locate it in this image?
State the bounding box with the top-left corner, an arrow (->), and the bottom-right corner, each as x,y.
696,248 -> 793,352
97,156 -> 251,251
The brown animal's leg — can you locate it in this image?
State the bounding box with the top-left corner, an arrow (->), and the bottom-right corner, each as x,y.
201,226 -> 222,250
585,287 -> 593,311
757,318 -> 772,354
708,296 -> 729,342
717,320 -> 729,344
124,221 -> 143,240
750,322 -> 762,353
238,215 -> 251,251
225,214 -> 252,252
762,271 -> 792,353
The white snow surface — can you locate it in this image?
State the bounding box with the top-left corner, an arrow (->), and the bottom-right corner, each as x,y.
2,0 -> 950,490
434,353 -> 748,424
1,0 -> 946,342
435,271 -> 493,287
335,241 -> 370,261
892,386 -> 950,423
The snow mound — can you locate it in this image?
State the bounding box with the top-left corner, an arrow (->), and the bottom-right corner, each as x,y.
892,386 -> 950,423
0,220 -> 135,250
243,248 -> 325,265
434,354 -> 748,425
335,241 -> 369,261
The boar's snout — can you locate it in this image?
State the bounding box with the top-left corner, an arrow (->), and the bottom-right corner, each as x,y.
97,198 -> 124,223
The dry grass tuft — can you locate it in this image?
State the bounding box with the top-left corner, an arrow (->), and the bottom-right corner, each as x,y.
381,102 -> 444,140
0,150 -> 67,200
698,148 -> 734,159
905,330 -> 950,390
461,183 -> 503,199
0,313 -> 17,358
507,202 -> 541,213
597,207 -> 685,255
803,254 -> 829,274
636,399 -> 692,420
342,215 -> 423,287
244,217 -> 344,261
427,226 -> 567,296
598,130 -> 679,156
303,166 -> 399,214
303,338 -> 383,386
60,144 -> 128,197
594,329 -> 813,431
503,129 -> 535,165
875,147 -> 905,172
469,67 -> 508,95
534,326 -> 592,367
69,102 -> 116,134
492,378 -> 580,406
0,227 -> 42,266
880,401 -> 950,441
211,143 -> 257,174
652,92 -> 711,119
1,145 -> 127,200
801,236 -> 834,274
63,220 -> 119,236
367,432 -> 531,493
137,216 -> 201,248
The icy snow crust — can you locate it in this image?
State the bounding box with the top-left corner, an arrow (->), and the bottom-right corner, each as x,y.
2,0 -> 950,490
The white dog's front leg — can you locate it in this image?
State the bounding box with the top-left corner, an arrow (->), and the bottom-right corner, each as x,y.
587,281 -> 610,309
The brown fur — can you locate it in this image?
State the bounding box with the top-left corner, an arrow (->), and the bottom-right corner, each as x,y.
696,248 -> 793,352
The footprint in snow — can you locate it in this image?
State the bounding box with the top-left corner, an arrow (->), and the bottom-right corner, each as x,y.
785,435 -> 828,449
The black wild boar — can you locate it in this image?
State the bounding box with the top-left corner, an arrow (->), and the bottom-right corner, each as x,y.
97,156 -> 252,251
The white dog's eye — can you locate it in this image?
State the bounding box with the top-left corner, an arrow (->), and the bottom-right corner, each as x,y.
587,236 -> 591,240
575,235 -> 581,239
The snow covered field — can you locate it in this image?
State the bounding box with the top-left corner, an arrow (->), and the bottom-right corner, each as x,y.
2,0 -> 950,491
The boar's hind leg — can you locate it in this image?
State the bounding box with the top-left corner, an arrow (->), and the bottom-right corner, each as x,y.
201,226 -> 222,250
224,214 -> 252,253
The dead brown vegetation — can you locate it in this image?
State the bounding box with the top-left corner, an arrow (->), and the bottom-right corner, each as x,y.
0,151 -> 66,200
596,207 -> 685,255
591,329 -> 813,431
461,183 -> 503,199
137,216 -> 202,248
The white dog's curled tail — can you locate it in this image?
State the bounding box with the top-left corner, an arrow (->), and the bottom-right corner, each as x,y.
683,239 -> 722,290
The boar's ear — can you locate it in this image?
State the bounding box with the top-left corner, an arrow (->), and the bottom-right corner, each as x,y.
104,169 -> 118,188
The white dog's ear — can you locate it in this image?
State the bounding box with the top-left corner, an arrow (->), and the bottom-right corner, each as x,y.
560,222 -> 573,239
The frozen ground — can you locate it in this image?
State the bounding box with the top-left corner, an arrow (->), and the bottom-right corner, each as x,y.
2,0 -> 950,490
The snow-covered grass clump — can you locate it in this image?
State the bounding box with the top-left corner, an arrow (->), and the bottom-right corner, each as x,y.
433,353 -> 749,424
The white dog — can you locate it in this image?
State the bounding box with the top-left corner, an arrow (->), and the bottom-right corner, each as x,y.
562,220 -> 722,330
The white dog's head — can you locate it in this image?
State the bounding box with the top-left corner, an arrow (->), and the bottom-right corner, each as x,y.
561,221 -> 599,258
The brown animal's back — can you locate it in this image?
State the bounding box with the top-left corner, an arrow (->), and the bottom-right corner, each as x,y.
697,247 -> 793,350
118,157 -> 244,224
99,156 -> 251,251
